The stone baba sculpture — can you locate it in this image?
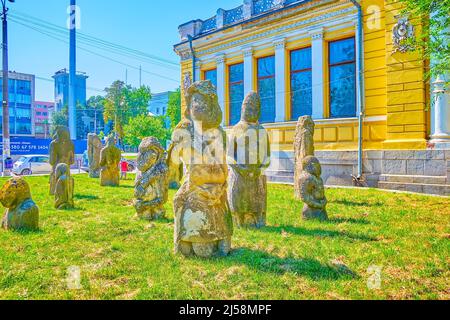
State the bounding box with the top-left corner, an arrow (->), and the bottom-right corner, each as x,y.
294,116 -> 315,199
134,137 -> 169,220
0,177 -> 39,231
49,126 -> 75,195
88,133 -> 102,178
54,163 -> 75,210
99,136 -> 121,187
169,80 -> 233,258
227,91 -> 271,228
298,156 -> 328,221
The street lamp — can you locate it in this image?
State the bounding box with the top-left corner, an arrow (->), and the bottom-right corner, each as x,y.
1,0 -> 14,177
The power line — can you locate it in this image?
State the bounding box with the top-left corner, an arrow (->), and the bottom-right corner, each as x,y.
9,17 -> 180,84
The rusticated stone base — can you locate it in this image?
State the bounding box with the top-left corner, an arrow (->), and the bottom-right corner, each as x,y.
266,149 -> 450,196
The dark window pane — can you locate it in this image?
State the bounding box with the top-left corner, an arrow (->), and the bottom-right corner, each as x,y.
204,69 -> 217,89
258,78 -> 276,123
229,63 -> 243,83
257,56 -> 275,77
291,47 -> 312,71
291,71 -> 312,120
330,64 -> 356,118
229,83 -> 244,126
329,38 -> 356,65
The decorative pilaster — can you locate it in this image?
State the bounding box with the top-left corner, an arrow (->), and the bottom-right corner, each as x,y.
310,29 -> 324,120
274,38 -> 286,122
194,61 -> 201,83
243,47 -> 254,96
430,75 -> 450,145
216,54 -> 226,126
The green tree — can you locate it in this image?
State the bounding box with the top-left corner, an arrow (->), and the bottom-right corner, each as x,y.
87,95 -> 105,133
123,114 -> 170,148
167,88 -> 181,130
125,85 -> 152,118
50,106 -> 68,136
397,0 -> 450,81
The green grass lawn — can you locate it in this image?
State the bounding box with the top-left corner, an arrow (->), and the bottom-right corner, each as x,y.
0,174 -> 448,300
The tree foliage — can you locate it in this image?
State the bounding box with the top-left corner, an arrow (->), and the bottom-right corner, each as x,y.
50,107 -> 68,137
103,80 -> 152,139
167,88 -> 181,130
123,114 -> 170,148
397,0 -> 450,81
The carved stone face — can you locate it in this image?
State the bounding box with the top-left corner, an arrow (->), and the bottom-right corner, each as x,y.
299,116 -> 315,133
187,81 -> 222,129
0,178 -> 31,208
303,156 -> 322,178
138,137 -> 164,172
55,126 -> 70,142
241,92 -> 261,123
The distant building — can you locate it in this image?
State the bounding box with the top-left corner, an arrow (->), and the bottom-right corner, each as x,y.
148,91 -> 171,117
53,68 -> 92,139
34,101 -> 54,139
0,71 -> 35,136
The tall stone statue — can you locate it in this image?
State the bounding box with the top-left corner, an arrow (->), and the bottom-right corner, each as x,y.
294,116 -> 315,199
54,163 -> 75,210
227,92 -> 271,228
88,133 -> 102,178
169,80 -> 233,258
0,177 -> 39,231
99,136 -> 122,187
49,126 -> 75,195
299,156 -> 328,221
134,137 -> 169,220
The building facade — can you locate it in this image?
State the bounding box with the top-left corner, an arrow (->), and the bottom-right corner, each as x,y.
148,91 -> 171,117
0,71 -> 35,137
174,0 -> 450,196
34,101 -> 54,138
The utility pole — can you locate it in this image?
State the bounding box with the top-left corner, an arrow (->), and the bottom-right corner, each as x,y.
68,0 -> 77,140
1,0 -> 14,177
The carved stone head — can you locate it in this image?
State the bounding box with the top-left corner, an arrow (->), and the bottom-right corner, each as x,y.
302,156 -> 322,178
0,177 -> 31,209
138,137 -> 165,172
298,116 -> 315,134
186,80 -> 222,129
241,91 -> 261,124
88,133 -> 102,148
54,126 -> 71,142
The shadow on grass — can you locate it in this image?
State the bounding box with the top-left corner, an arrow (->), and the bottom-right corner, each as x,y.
74,194 -> 99,200
326,217 -> 370,225
6,228 -> 44,235
119,185 -> 134,189
333,199 -> 383,207
226,248 -> 358,280
261,226 -> 377,242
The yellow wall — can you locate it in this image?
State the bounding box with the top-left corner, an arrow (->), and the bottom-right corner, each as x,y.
177,0 -> 429,151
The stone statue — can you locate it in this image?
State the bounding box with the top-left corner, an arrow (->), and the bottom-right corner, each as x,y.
99,136 -> 121,187
294,116 -> 315,199
169,80 -> 233,258
54,163 -> 75,210
298,156 -> 328,221
227,92 -> 271,228
49,126 -> 75,195
0,177 -> 39,231
88,133 -> 102,178
134,137 -> 169,220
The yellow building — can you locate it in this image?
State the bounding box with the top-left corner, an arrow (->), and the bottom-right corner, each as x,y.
174,0 -> 450,196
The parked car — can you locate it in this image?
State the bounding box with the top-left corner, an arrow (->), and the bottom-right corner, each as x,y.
81,158 -> 136,173
12,155 -> 52,176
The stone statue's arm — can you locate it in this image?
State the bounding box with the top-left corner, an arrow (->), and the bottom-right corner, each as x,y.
300,177 -> 324,209
49,142 -> 56,166
260,131 -> 271,170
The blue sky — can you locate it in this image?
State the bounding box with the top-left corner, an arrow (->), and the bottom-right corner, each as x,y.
8,0 -> 243,102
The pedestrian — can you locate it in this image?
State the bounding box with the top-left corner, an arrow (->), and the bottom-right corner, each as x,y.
120,159 -> 128,180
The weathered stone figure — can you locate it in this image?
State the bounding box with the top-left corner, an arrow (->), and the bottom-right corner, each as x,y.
49,126 -> 75,195
134,137 -> 169,220
88,133 -> 102,178
54,163 -> 75,210
99,136 -> 121,187
0,177 -> 39,231
299,156 -> 328,221
169,80 -> 233,258
294,116 -> 315,199
227,92 -> 271,228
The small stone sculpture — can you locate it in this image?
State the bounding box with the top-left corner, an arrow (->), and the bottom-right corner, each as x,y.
134,137 -> 169,220
54,163 -> 74,210
294,116 -> 315,199
299,156 -> 328,221
170,80 -> 233,258
88,133 -> 102,178
99,136 -> 121,187
227,92 -> 271,228
0,177 -> 39,231
49,126 -> 75,195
